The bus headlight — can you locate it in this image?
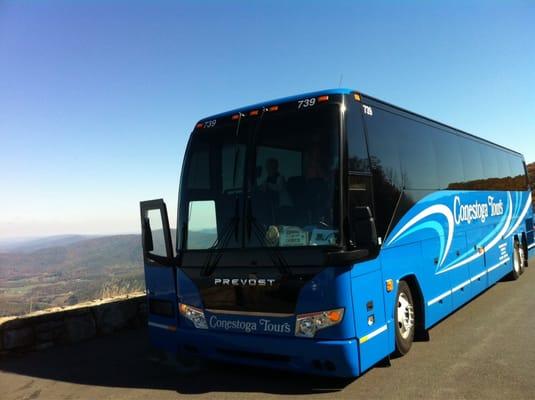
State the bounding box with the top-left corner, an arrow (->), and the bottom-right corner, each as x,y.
179,303 -> 208,329
295,308 -> 344,338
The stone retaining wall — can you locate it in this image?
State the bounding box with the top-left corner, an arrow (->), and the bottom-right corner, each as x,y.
0,293 -> 147,355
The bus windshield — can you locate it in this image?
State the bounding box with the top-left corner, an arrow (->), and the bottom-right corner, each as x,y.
181,104 -> 341,250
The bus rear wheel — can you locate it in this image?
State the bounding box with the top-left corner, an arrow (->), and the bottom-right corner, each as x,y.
394,281 -> 415,356
510,240 -> 523,280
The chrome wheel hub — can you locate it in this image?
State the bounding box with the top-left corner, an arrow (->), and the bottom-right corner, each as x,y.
397,292 -> 414,339
514,246 -> 521,273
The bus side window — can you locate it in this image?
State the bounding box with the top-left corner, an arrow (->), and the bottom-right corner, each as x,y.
364,107 -> 404,239
348,174 -> 376,248
459,138 -> 485,189
398,118 -> 439,190
346,101 -> 370,173
349,174 -> 372,207
509,155 -> 528,190
433,130 -> 464,189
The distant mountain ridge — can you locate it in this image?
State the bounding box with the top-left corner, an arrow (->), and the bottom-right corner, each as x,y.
0,234 -> 142,273
0,229 -> 219,274
0,229 -> 216,278
0,234 -> 102,253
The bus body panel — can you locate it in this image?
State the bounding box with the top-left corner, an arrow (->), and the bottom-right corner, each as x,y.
174,266 -> 361,376
419,237 -> 454,328
466,227 -> 488,299
295,268 -> 357,340
176,267 -> 357,341
176,269 -> 203,308
141,88 -> 534,378
449,231 -> 473,309
175,328 -> 361,377
349,260 -> 389,372
382,190 -> 533,330
145,263 -> 179,354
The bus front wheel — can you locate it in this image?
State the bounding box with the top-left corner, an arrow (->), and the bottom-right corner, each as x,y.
394,281 -> 415,356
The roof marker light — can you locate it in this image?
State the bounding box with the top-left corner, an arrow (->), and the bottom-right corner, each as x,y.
268,105 -> 279,112
195,122 -> 203,129
231,114 -> 240,120
249,110 -> 259,116
354,93 -> 361,101
317,95 -> 329,102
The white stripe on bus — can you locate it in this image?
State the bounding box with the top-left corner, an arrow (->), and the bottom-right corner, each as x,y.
359,324 -> 387,344
451,279 -> 470,293
529,243 -> 535,250
427,257 -> 510,307
470,270 -> 487,282
486,258 -> 509,273
427,290 -> 452,306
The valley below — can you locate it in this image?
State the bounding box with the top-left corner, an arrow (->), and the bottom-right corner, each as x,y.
0,235 -> 145,317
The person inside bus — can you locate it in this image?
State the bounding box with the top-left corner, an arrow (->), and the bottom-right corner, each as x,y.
260,158 -> 292,207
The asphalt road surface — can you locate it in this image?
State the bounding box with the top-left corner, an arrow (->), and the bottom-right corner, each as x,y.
1,259 -> 534,400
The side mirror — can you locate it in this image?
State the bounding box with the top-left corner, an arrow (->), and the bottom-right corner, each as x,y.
349,206 -> 378,251
142,217 -> 154,252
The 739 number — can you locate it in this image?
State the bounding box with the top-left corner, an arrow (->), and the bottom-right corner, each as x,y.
298,97 -> 316,109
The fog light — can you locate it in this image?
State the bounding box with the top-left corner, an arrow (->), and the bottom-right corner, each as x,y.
179,303 -> 208,329
295,308 -> 344,338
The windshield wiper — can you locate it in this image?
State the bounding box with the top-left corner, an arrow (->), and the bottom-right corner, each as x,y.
200,114 -> 245,277
241,109 -> 291,276
246,198 -> 290,276
201,197 -> 240,277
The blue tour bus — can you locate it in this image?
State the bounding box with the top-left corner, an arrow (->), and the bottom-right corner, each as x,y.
140,89 -> 534,378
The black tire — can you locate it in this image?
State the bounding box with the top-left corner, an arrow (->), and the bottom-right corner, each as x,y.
509,240 -> 522,280
394,281 -> 415,356
521,236 -> 529,268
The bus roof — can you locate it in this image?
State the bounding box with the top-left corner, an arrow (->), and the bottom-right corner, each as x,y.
197,88 -> 352,121
196,88 -> 523,158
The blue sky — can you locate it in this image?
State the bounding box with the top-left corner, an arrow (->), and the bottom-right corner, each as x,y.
1,0 -> 534,238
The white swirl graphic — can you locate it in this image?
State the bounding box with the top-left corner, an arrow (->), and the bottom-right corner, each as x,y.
387,204 -> 454,267
505,193 -> 532,239
438,192 -> 513,274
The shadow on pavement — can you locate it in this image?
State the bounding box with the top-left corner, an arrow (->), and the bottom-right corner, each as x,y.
0,327 -> 353,395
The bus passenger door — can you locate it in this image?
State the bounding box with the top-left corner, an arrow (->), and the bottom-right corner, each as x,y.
140,199 -> 178,353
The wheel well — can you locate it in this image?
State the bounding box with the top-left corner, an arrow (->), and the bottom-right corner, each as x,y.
399,275 -> 426,335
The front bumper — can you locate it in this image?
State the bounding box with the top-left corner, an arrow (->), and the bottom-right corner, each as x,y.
174,328 -> 360,378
